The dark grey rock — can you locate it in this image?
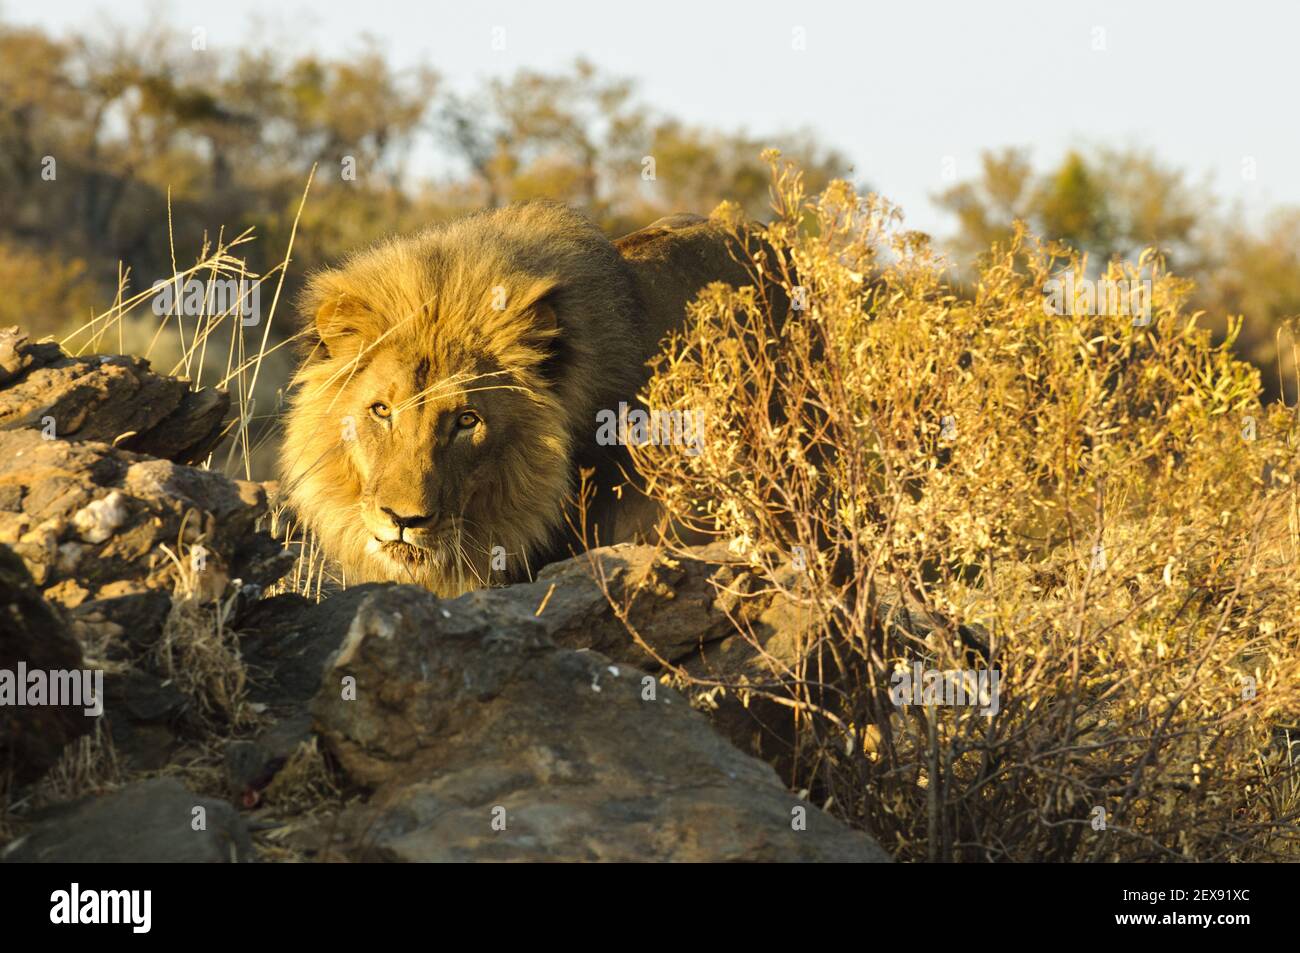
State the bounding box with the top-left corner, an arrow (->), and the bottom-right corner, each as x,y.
311,584 -> 890,862
240,587 -> 384,706
2,777 -> 253,863
0,544 -> 90,788
223,711 -> 314,804
102,671 -> 193,771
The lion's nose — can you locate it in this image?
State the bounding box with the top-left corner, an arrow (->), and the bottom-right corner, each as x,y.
380,507 -> 436,530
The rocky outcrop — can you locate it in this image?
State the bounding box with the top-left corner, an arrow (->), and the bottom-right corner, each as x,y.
4,550 -> 888,861
0,326 -> 228,465
2,531 -> 889,860
0,330 -> 291,778
0,428 -> 288,771
311,584 -> 887,862
1,778 -> 252,862
0,429 -> 291,635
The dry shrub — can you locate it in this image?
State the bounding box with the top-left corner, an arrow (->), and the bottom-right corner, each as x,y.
35,720 -> 123,800
630,152 -> 1300,861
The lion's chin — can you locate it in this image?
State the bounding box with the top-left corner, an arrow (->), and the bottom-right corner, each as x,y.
366,537 -> 445,574
360,537 -> 489,596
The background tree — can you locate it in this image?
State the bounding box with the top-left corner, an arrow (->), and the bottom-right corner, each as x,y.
1197,209 -> 1300,401
933,145 -> 1300,398
936,146 -> 1211,272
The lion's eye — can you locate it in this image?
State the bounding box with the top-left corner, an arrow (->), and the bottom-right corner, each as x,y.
370,402 -> 391,421
456,411 -> 480,430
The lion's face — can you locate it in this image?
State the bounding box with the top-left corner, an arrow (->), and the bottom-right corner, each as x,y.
320,335 -> 572,592
352,344 -> 498,581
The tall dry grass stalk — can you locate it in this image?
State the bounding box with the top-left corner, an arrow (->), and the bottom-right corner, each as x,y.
629,151 -> 1300,861
54,173 -> 334,602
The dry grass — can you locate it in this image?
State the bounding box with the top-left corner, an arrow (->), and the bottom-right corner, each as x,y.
265,506 -> 344,600
261,739 -> 341,812
58,176 -> 314,485
153,547 -> 256,731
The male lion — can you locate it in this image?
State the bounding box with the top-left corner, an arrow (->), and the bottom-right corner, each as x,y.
279,202 -> 768,596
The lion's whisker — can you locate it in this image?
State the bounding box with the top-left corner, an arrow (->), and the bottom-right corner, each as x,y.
392,369 -> 490,413
395,373 -> 536,414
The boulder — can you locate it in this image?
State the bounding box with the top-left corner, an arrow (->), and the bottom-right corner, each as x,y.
0,544 -> 91,788
1,777 -> 252,862
0,429 -> 291,635
0,326 -> 228,465
101,670 -> 194,770
496,542 -> 819,770
476,541 -> 817,671
311,584 -> 889,862
530,541 -> 759,664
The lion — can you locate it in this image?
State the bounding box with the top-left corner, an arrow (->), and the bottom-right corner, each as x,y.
279,201 -> 769,596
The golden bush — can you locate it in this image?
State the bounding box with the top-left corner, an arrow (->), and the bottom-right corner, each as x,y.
631,153 -> 1300,861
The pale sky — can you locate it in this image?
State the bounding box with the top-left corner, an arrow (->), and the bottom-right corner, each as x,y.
8,0 -> 1298,236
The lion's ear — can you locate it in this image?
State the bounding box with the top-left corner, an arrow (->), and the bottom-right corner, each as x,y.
311,292 -> 382,361
514,278 -> 560,332
515,279 -> 569,383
